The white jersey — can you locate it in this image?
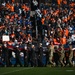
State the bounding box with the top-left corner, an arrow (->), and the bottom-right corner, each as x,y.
32,0 -> 38,6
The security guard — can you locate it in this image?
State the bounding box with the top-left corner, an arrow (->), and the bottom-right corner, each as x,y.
2,42 -> 9,67
23,45 -> 29,67
0,44 -> 4,67
31,45 -> 37,67
38,43 -> 43,67
14,45 -> 22,67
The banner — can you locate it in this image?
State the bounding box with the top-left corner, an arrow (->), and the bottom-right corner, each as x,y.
2,35 -> 10,41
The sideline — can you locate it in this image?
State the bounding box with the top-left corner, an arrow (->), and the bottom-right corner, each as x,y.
0,67 -> 33,75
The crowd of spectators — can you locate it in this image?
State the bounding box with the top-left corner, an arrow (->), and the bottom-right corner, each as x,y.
0,0 -> 33,44
0,0 -> 75,67
36,0 -> 75,46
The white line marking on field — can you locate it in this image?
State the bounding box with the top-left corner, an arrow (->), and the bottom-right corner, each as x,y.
66,70 -> 74,72
0,67 -> 33,75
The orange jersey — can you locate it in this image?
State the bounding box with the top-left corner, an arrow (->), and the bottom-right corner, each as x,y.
53,10 -> 59,16
41,18 -> 45,24
57,0 -> 62,5
64,29 -> 69,37
70,2 -> 75,7
6,3 -> 11,9
10,6 -> 14,12
53,38 -> 60,45
43,10 -> 47,15
8,41 -> 13,45
62,0 -> 67,4
11,33 -> 15,38
60,37 -> 67,45
12,0 -> 15,2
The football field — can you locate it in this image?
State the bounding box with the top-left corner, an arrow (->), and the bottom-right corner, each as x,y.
0,67 -> 75,75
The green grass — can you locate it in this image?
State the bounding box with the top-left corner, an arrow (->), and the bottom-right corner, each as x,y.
0,67 -> 75,75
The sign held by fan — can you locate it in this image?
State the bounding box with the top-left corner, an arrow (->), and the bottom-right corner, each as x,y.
2,35 -> 10,42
